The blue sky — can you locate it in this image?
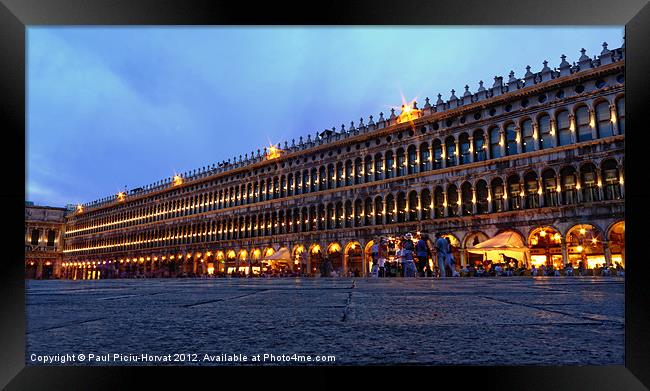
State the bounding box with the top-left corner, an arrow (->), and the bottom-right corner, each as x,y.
27,26 -> 624,207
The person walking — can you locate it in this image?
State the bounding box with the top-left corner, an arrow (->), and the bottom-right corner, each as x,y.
378,237 -> 387,277
415,234 -> 431,277
434,233 -> 448,278
370,239 -> 380,277
401,233 -> 417,277
445,236 -> 456,277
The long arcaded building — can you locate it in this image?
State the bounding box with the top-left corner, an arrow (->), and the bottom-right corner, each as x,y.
47,43 -> 625,280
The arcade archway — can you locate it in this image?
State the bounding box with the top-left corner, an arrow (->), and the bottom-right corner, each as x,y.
566,224 -> 605,269
528,226 -> 563,268
344,242 -> 363,277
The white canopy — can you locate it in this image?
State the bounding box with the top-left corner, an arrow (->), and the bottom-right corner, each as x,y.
261,247 -> 291,262
467,231 -> 529,262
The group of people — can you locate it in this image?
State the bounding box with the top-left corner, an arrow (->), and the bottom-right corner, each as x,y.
368,232 -> 457,278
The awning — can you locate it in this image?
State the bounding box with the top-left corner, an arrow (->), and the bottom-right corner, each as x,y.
261,247 -> 291,262
467,231 -> 529,260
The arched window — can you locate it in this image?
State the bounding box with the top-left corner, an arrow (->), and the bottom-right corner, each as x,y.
459,133 -> 471,164
407,145 -> 417,174
492,178 -> 505,212
538,114 -> 553,149
576,106 -> 592,142
364,156 -> 373,182
311,168 -> 318,192
47,230 -> 56,246
473,130 -> 486,161
326,203 -> 335,229
419,142 -> 430,171
505,123 -> 518,156
489,127 -> 501,158
447,185 -> 459,217
476,180 -> 489,214
374,197 -> 383,225
319,166 -> 327,190
556,111 -> 572,146
397,192 -> 406,222
580,163 -> 600,202
434,187 -> 444,218
354,199 -> 363,226
507,175 -> 522,210
386,194 -> 396,224
616,96 -> 625,134
445,136 -> 456,167
30,229 -> 40,246
602,160 -> 622,200
354,158 -> 362,184
420,189 -> 431,219
461,182 -> 473,216
596,101 -> 613,138
385,151 -> 394,179
344,201 -> 353,228
327,164 -> 335,189
521,119 -> 534,152
336,162 -> 344,187
560,167 -> 578,205
432,140 -> 443,169
523,172 -> 539,209
408,191 -> 418,221
345,160 -> 353,186
374,153 -> 383,181
542,169 -> 559,207
335,202 -> 343,228
364,198 -> 372,226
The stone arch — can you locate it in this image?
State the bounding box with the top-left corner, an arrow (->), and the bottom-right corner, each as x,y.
606,220 -> 625,267
308,243 -> 323,276
344,241 -> 363,276
327,242 -> 343,274
565,223 -> 605,269
527,225 -> 563,268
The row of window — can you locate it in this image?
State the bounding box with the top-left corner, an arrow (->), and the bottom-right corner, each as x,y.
64,159 -> 623,255
26,228 -> 57,247
66,96 -> 625,237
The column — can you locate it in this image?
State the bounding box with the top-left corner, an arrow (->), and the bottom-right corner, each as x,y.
460,248 -> 466,268
36,259 -> 43,279
382,198 -> 387,225
441,143 -> 447,168
471,188 -> 477,214
560,238 -> 569,267
443,191 -> 449,217
569,113 -> 577,144
468,136 -> 475,163
610,104 -> 620,135
549,118 -> 558,147
193,253 -> 199,275
603,241 -> 612,267
532,122 -> 540,151
596,171 -> 604,201
487,187 -> 494,213
618,164 -> 625,198
589,109 -> 598,140
538,178 -> 545,208
515,126 -> 523,154
499,128 -> 506,157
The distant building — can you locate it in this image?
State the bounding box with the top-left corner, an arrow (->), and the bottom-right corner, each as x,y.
25,205 -> 67,279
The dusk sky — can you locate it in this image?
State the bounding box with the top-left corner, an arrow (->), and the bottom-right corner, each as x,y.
27,26 -> 624,207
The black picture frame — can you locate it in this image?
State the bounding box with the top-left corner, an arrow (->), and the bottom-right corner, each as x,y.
2,0 -> 649,389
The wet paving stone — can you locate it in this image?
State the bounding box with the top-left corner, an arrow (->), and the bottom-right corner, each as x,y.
26,276 -> 623,365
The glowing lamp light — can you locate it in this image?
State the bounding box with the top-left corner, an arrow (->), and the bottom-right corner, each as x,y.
116,192 -> 126,202
576,245 -> 584,252
539,230 -> 546,237
579,228 -> 587,235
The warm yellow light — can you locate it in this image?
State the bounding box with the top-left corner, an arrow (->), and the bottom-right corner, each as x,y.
579,228 -> 586,235
576,245 -> 584,252
592,238 -> 598,244
539,230 -> 546,237
266,145 -> 282,160
173,175 -> 183,186
117,192 -> 126,202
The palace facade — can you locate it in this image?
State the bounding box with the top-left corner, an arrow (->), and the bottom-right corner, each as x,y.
38,43 -> 625,279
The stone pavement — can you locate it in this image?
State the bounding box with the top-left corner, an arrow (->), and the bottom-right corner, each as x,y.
26,277 -> 624,365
